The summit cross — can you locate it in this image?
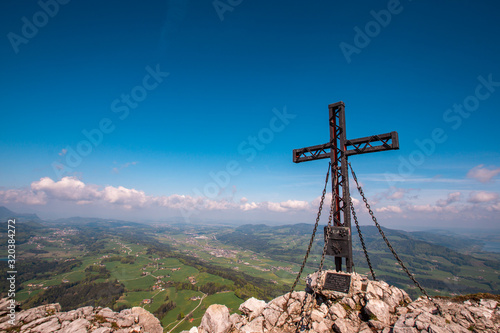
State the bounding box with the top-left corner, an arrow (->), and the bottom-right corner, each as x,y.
293,101 -> 399,273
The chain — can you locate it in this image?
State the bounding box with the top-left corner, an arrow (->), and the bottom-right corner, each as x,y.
318,162 -> 338,273
295,292 -> 314,332
269,162 -> 330,332
350,201 -> 377,281
288,161 -> 331,294
347,162 -> 433,300
296,167 -> 338,332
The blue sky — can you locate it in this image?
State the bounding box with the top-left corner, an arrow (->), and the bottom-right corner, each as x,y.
1,0 -> 499,229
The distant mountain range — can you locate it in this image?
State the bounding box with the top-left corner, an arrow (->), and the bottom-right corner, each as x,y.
0,206 -> 41,222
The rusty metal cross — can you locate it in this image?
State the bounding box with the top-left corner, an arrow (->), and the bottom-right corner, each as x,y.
293,101 -> 399,273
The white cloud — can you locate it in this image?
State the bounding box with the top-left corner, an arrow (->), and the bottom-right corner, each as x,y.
488,202 -> 500,212
280,200 -> 309,210
31,177 -> 100,201
155,194 -> 198,209
375,205 -> 402,213
375,187 -> 415,202
204,199 -> 235,210
467,164 -> 500,183
468,191 -> 499,203
388,189 -> 406,200
101,186 -> 148,207
312,193 -> 335,207
237,200 -> 310,213
2,176 -> 499,228
266,202 -> 287,212
436,192 -> 461,207
58,148 -> 67,156
407,204 -> 439,213
0,188 -> 47,205
241,202 -> 258,211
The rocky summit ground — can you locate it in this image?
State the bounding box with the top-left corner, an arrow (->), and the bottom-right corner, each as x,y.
184,272 -> 500,333
1,273 -> 498,332
0,298 -> 163,333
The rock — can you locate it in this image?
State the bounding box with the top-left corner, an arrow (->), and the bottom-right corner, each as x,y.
359,322 -> 373,333
17,303 -> 61,323
116,316 -> 134,327
92,328 -> 112,333
368,319 -> 385,330
312,319 -> 333,333
20,314 -> 55,331
414,313 -> 431,331
262,307 -> 282,327
469,305 -> 494,320
366,280 -> 385,299
59,318 -> 90,333
114,329 -> 130,333
98,307 -> 115,318
481,299 -> 498,309
396,306 -> 408,316
30,316 -> 61,332
394,327 -> 419,333
199,304 -> 232,333
5,273 -> 500,333
239,316 -> 264,333
286,299 -> 302,317
239,297 -> 267,321
460,308 -> 475,323
185,273 -> 498,333
428,323 -> 447,333
0,298 -> 164,333
364,299 -> 391,324
131,307 -> 163,333
340,296 -> 356,310
310,308 -> 325,323
268,294 -> 287,310
230,313 -> 242,327
78,306 -> 94,317
329,302 -> 347,319
332,318 -> 351,333
58,310 -> 78,321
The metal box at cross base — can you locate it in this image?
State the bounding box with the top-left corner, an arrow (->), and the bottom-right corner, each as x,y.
324,226 -> 351,257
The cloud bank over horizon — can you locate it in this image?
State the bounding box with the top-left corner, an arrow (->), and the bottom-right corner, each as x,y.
2,164 -> 499,229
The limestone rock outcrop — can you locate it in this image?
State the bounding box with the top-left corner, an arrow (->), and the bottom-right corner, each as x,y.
0,300 -> 163,333
182,272 -> 499,333
1,272 -> 498,333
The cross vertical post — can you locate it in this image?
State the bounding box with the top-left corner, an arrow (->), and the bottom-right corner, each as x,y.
293,101 -> 399,274
328,102 -> 352,272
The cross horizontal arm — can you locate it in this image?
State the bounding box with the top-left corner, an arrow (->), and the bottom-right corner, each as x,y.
293,131 -> 399,163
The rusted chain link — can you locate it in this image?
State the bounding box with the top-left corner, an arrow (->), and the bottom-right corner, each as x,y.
319,162 -> 338,274
288,162 -> 331,294
350,201 -> 377,281
348,162 -> 432,300
270,163 -> 330,332
297,166 -> 338,331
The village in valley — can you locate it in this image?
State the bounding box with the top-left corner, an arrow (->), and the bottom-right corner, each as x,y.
9,220 -> 311,332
